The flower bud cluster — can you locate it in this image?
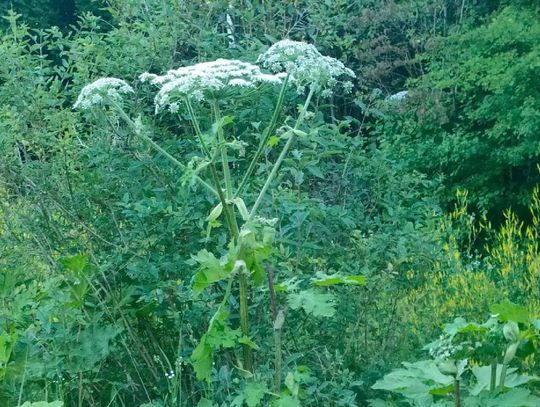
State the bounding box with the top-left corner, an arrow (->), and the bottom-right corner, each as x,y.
257,39 -> 355,95
73,77 -> 134,110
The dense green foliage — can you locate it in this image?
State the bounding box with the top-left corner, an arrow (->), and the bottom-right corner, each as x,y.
1,1 -> 539,406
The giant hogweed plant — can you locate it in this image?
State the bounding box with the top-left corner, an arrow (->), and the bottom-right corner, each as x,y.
74,40 -> 361,403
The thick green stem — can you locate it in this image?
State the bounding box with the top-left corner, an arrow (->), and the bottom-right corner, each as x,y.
490,361 -> 497,391
212,100 -> 233,200
239,271 -> 252,371
454,378 -> 461,407
499,363 -> 507,391
185,98 -> 251,372
235,74 -> 289,198
248,85 -> 316,221
109,101 -> 219,198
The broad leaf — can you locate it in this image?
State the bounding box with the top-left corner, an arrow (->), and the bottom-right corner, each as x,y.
490,300 -> 529,324
287,289 -> 336,317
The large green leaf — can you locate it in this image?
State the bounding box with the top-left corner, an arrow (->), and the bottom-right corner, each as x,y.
231,382 -> 268,407
469,365 -> 538,395
372,360 -> 454,406
464,388 -> 540,407
490,300 -> 529,324
287,289 -> 336,317
192,250 -> 231,297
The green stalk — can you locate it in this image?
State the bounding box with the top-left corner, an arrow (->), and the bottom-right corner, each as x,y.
239,268 -> 252,371
453,378 -> 461,407
185,98 -> 252,373
184,98 -> 239,239
248,84 -> 315,221
499,363 -> 507,391
109,100 -> 219,198
235,74 -> 290,198
212,100 -> 233,200
490,361 -> 497,391
209,101 -> 252,370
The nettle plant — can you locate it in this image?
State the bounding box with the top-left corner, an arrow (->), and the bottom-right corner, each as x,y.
371,300 -> 540,407
74,40 -> 358,403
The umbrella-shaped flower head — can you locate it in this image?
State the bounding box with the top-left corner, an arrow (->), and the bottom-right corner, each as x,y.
73,77 -> 134,110
140,59 -> 284,113
257,39 -> 355,95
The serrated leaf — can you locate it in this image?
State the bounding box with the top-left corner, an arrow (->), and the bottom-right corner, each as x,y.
287,289 -> 336,317
60,254 -> 88,275
244,382 -> 268,407
192,250 -> 230,297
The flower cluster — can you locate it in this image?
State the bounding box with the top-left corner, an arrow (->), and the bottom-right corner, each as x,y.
73,77 -> 134,110
140,59 -> 284,112
257,39 -> 355,95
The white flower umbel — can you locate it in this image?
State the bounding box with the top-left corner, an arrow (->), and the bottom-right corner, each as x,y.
140,59 -> 284,113
73,77 -> 134,110
257,39 -> 355,95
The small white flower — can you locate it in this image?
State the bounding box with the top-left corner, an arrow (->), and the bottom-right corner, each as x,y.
257,39 -> 355,96
140,59 -> 283,112
73,77 -> 133,110
169,102 -> 180,113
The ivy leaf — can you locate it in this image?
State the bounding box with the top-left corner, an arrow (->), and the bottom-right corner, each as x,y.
287,289 -> 336,317
491,300 -> 529,324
